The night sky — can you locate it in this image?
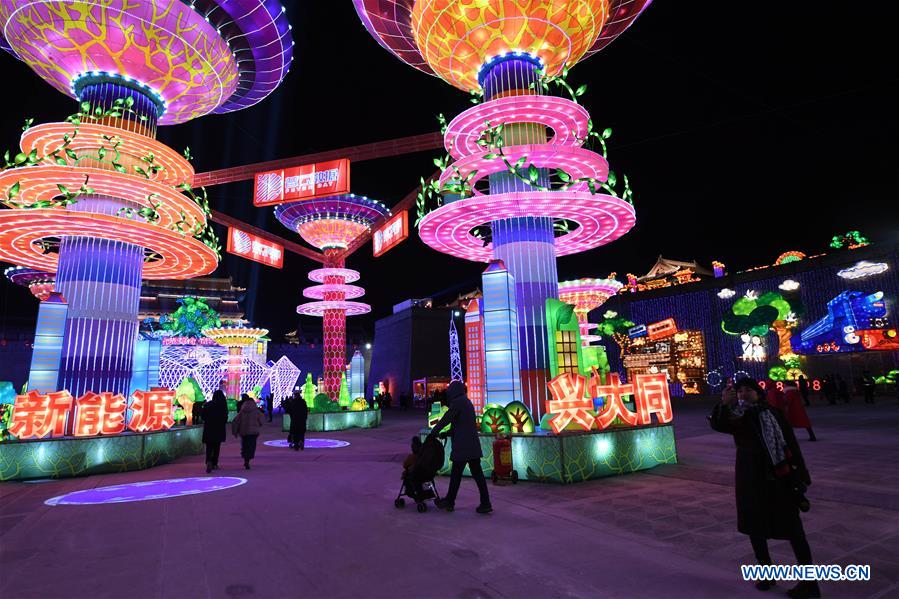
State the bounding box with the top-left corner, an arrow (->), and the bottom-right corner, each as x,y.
1,2 -> 897,342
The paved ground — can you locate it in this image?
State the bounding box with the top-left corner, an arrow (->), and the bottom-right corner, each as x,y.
1,394 -> 896,598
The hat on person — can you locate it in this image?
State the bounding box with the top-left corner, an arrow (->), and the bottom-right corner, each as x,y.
446,380 -> 466,401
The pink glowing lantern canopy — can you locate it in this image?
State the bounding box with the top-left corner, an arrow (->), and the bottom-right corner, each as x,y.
4,266 -> 56,301
558,278 -> 624,344
201,327 -> 269,401
274,195 -> 390,399
0,0 -> 293,125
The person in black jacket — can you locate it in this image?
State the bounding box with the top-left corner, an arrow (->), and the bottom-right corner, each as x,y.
710,378 -> 819,598
202,390 -> 228,473
286,391 -> 308,451
428,380 -> 492,514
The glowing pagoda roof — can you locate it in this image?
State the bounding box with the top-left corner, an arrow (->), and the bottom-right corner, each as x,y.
274,194 -> 390,251
352,0 -> 653,90
202,327 -> 268,347
0,0 -> 294,124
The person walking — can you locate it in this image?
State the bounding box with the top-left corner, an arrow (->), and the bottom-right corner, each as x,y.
782,380 -> 817,441
232,393 -> 264,469
427,380 -> 492,514
797,375 -> 811,407
821,375 -> 836,405
836,375 -> 850,403
862,371 -> 876,404
710,378 -> 819,598
202,390 -> 228,473
265,394 -> 274,423
286,391 -> 308,450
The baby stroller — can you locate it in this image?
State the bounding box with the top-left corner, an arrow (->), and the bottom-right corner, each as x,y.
394,435 -> 445,513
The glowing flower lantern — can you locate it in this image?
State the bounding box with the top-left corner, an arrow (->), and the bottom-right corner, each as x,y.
353,0 -> 650,421
202,327 -> 269,401
275,195 -> 390,399
0,0 -> 292,397
558,278 -> 624,345
4,266 -> 56,301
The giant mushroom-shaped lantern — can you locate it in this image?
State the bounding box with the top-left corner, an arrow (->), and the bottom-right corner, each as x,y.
353,0 -> 650,420
558,278 -> 624,345
275,195 -> 390,399
4,266 -> 56,302
201,327 -> 269,402
0,0 -> 292,396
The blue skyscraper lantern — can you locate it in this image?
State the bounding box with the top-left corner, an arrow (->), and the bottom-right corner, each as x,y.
482,260 -> 522,406
27,292 -> 67,393
350,350 -> 365,399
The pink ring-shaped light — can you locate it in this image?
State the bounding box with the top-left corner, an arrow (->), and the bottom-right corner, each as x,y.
438,145 -> 608,193
21,123 -> 195,186
0,166 -> 206,230
445,96 -> 590,159
296,301 -> 371,317
558,278 -> 624,311
417,191 -> 635,262
0,209 -> 218,279
302,284 -> 366,300
307,268 -> 360,284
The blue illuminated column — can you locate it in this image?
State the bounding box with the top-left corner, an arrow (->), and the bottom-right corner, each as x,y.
27,292 -> 68,393
54,81 -> 160,396
482,260 -> 521,406
350,350 -> 365,399
481,55 -> 557,420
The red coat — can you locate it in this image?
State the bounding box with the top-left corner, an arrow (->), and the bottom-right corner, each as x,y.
780,388 -> 812,428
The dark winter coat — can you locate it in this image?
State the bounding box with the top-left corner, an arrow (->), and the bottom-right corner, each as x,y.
710,401 -> 810,539
287,398 -> 309,435
202,396 -> 228,444
431,386 -> 482,462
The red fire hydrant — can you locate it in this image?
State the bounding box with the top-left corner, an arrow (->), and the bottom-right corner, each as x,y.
491,434 -> 518,484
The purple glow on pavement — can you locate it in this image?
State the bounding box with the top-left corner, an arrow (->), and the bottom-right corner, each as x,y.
263,439 -> 350,449
44,477 -> 247,506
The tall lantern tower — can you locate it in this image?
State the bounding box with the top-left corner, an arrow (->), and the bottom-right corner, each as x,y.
0,0 -> 293,396
275,195 -> 390,399
353,0 -> 650,420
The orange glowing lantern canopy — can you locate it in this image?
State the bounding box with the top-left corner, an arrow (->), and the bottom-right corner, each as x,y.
411,0 -> 612,91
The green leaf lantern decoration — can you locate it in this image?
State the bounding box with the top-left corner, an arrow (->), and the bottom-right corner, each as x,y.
312,393 -> 338,413
768,366 -> 788,381
480,404 -> 512,434
504,401 -> 534,433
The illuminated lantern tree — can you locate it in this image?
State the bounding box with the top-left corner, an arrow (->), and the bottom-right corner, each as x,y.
202,327 -> 268,401
275,195 -> 390,400
830,230 -> 870,249
595,311 -> 636,351
722,291 -> 804,358
0,0 -> 293,396
161,297 -> 222,338
302,373 -> 317,408
480,404 -> 512,434
354,0 -> 646,422
338,373 -> 351,409
504,401 -> 535,434
174,376 -> 204,425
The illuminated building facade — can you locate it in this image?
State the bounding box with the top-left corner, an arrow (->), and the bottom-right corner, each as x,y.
464,299 -> 486,413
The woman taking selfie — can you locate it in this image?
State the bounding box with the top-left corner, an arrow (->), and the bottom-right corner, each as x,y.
710,377 -> 820,598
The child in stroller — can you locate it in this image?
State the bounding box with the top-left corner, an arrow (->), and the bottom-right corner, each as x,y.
394,435 -> 445,513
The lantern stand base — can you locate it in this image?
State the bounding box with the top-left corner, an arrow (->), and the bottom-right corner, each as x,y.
421,423 -> 677,484
0,426 -> 203,481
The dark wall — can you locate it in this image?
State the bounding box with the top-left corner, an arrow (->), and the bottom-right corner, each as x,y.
369,307 -> 452,399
